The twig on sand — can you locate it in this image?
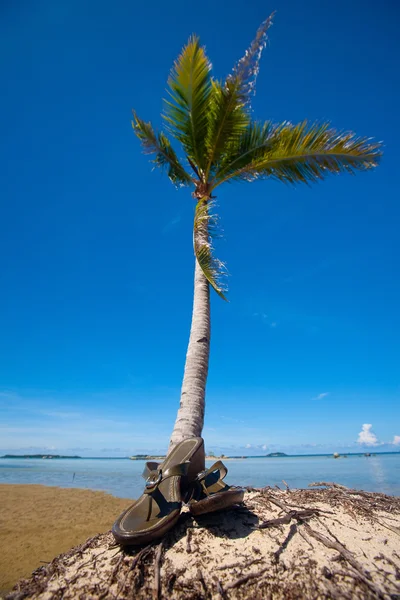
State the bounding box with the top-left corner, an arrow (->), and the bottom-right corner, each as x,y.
225,566 -> 270,590
109,553 -> 124,583
130,544 -> 153,571
153,540 -> 164,600
309,482 -> 349,490
264,495 -> 291,512
186,527 -> 192,553
303,523 -> 386,599
273,523 -> 298,563
375,519 -> 400,536
215,557 -> 264,571
197,568 -> 208,596
215,577 -> 227,598
375,552 -> 400,580
298,527 -> 314,548
258,509 -> 320,529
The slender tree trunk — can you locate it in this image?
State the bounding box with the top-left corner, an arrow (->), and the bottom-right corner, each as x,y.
169,257 -> 210,450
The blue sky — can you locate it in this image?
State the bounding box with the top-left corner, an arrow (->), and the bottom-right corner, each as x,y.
0,0 -> 399,456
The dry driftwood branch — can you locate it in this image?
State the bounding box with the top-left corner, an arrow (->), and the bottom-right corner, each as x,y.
197,568 -> 208,595
215,557 -> 263,571
186,527 -> 193,553
153,540 -> 164,600
258,508 -> 320,529
303,523 -> 386,599
225,566 -> 270,590
130,544 -> 153,571
309,481 -> 349,490
273,522 -> 298,563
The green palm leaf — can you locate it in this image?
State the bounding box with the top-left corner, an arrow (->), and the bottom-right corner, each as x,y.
163,36 -> 212,173
203,14 -> 274,180
193,199 -> 227,300
132,111 -> 192,186
213,120 -> 274,181
203,80 -> 250,180
212,121 -> 382,188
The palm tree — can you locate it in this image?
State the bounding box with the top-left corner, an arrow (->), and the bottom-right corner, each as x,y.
131,14 -> 381,450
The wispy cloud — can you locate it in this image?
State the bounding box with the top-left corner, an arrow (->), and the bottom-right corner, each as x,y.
219,415 -> 246,424
252,313 -> 278,328
41,411 -> 82,420
162,214 -> 181,234
393,435 -> 400,446
357,423 -> 380,446
313,392 -> 329,400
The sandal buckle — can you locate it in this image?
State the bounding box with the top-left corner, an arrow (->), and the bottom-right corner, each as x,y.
145,470 -> 162,490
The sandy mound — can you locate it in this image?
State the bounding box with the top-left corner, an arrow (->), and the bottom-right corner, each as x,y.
5,483 -> 400,600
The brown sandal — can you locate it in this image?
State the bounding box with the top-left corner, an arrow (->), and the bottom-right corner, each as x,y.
112,437 -> 205,545
186,460 -> 245,516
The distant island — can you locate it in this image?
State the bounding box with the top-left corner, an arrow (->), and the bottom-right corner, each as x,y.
1,454 -> 81,459
265,452 -> 287,457
129,455 -> 165,460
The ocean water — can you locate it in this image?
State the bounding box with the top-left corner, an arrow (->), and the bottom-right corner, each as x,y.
1,454 -> 399,498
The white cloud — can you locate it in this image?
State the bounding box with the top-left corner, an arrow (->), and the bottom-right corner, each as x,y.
314,392 -> 329,400
357,424 -> 379,446
393,435 -> 400,446
261,444 -> 268,451
245,443 -> 252,449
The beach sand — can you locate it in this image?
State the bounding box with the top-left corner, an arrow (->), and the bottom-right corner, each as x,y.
0,484 -> 131,595
4,485 -> 400,599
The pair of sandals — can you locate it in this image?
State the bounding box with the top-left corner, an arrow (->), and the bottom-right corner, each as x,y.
112,437 -> 244,546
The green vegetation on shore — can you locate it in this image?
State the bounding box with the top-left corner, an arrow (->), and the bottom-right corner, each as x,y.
265,452 -> 288,457
1,454 -> 81,459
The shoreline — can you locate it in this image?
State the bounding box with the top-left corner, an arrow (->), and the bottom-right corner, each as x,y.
2,451 -> 400,460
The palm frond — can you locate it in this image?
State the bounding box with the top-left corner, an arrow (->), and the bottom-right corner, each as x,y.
226,12 -> 275,105
203,14 -> 274,179
163,36 -> 212,173
213,120 -> 275,182
132,111 -> 193,186
212,121 -> 382,188
194,199 -> 227,300
203,80 -> 250,180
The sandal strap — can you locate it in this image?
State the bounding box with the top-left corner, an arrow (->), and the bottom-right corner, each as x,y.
142,461 -> 161,480
143,461 -> 190,494
187,461 -> 228,502
196,460 -> 228,483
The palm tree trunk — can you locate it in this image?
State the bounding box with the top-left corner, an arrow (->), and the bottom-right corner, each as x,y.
169,257 -> 210,450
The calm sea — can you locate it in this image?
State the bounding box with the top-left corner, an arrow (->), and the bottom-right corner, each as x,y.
0,454 -> 399,498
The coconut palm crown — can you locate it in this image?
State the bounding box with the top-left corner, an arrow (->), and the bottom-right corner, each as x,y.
131,14 -> 382,448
